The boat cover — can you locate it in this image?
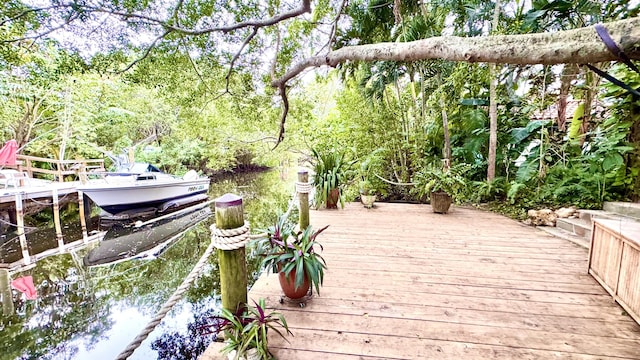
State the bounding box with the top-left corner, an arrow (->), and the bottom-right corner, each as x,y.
11,275 -> 37,300
0,140 -> 18,166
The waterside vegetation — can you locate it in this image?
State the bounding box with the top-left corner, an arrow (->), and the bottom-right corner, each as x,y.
1,0 -> 639,218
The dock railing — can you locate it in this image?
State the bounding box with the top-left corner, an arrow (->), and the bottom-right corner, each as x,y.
14,155 -> 105,182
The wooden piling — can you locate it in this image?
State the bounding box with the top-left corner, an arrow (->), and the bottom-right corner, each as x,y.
0,265 -> 14,316
78,190 -> 88,241
52,189 -> 64,248
215,193 -> 247,312
298,170 -> 310,230
0,235 -> 12,316
15,193 -> 30,265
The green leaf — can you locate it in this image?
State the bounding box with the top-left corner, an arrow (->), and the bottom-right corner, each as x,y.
602,153 -> 624,171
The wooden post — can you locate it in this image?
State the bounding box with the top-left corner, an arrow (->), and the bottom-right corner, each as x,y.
0,264 -> 14,316
52,189 -> 64,248
56,160 -> 63,182
78,190 -> 88,241
215,193 -> 247,312
298,170 -> 310,230
15,193 -> 30,265
79,163 -> 88,184
25,158 -> 33,178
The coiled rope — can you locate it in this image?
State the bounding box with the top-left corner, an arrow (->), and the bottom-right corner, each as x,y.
115,237 -> 218,360
210,222 -> 250,250
295,181 -> 313,194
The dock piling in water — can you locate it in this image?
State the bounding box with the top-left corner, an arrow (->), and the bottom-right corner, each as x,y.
214,193 -> 248,312
0,264 -> 14,316
78,190 -> 88,241
52,188 -> 64,247
14,193 -> 30,265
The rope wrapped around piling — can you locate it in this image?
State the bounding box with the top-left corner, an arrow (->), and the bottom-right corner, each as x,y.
295,181 -> 313,194
210,222 -> 250,250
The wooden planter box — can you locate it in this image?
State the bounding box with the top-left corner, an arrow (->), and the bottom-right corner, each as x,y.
588,219 -> 640,325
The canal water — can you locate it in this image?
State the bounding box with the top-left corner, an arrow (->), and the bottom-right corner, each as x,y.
0,169 -> 296,360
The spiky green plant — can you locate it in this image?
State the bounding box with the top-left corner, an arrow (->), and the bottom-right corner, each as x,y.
311,147 -> 350,208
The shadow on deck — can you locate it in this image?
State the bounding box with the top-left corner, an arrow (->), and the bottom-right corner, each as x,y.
205,202 -> 640,359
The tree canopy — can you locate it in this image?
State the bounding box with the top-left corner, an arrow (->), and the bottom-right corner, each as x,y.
3,0 -> 640,143
1,0 -> 640,205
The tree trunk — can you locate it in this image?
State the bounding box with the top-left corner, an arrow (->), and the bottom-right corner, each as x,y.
487,0 -> 501,182
439,97 -> 451,167
558,64 -> 578,131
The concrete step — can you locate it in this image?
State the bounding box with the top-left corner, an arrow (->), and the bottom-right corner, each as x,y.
603,201 -> 640,220
556,217 -> 592,239
538,226 -> 589,249
578,209 -> 625,222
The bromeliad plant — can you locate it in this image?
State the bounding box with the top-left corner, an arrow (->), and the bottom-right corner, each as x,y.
202,299 -> 292,360
255,214 -> 328,297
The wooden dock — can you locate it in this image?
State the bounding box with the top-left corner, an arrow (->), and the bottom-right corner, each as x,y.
1,182 -> 90,268
205,202 -> 640,359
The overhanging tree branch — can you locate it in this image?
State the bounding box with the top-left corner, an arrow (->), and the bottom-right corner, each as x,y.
120,30 -> 172,73
78,0 -> 311,36
268,17 -> 640,147
274,17 -> 640,89
317,0 -> 348,55
224,26 -> 259,94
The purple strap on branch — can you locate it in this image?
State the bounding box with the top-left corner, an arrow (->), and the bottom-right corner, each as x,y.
595,23 -> 640,74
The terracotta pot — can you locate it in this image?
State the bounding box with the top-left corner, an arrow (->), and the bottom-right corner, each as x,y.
325,188 -> 340,209
360,194 -> 377,208
430,191 -> 452,214
278,270 -> 310,299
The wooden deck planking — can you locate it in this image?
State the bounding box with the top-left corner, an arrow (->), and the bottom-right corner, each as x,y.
245,203 -> 640,359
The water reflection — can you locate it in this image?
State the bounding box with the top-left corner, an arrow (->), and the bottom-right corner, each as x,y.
84,202 -> 211,267
0,169 -> 295,360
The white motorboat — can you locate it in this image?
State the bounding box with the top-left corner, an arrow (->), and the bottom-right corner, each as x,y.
78,163 -> 210,214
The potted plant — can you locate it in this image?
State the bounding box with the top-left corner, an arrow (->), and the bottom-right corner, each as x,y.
357,149 -> 385,208
359,179 -> 377,208
204,298 -> 292,360
311,147 -> 349,209
256,215 -> 328,299
413,163 -> 469,213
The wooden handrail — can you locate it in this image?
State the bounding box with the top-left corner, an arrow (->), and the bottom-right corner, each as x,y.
13,155 -> 105,182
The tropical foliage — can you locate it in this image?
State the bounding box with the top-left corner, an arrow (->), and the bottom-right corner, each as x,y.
311,147 -> 352,208
0,0 -> 638,209
255,214 -> 328,294
202,298 -> 292,360
412,163 -> 470,200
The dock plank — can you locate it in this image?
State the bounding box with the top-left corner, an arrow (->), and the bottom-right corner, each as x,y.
202,203 -> 640,359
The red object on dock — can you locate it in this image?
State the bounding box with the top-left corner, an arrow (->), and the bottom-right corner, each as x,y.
0,140 -> 18,166
11,275 -> 37,300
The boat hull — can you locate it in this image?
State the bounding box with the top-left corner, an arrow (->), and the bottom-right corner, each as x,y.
79,178 -> 210,214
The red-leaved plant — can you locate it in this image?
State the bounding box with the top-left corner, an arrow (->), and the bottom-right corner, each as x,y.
255,214 -> 328,294
200,298 -> 291,360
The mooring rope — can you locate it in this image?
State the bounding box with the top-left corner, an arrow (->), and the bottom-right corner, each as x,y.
295,181 -> 313,194
114,179 -> 312,358
0,217 -> 38,231
210,222 -> 250,250
115,238 -> 218,360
